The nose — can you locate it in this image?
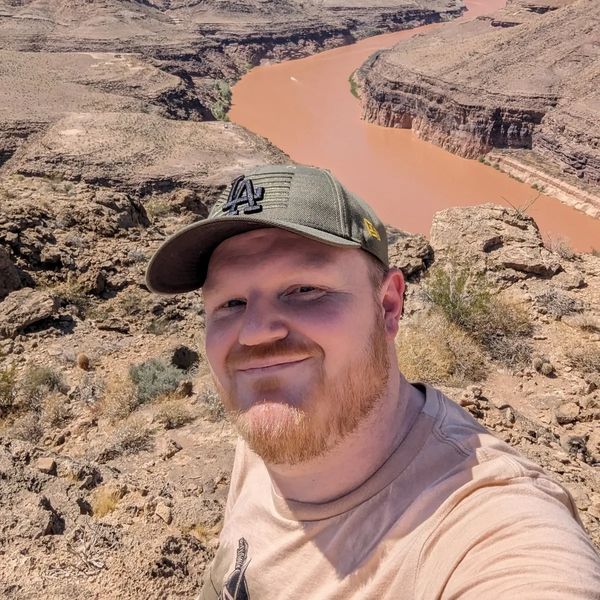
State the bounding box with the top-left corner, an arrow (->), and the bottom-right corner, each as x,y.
237,296 -> 289,347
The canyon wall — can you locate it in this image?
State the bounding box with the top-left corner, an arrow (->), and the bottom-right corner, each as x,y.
357,0 -> 600,205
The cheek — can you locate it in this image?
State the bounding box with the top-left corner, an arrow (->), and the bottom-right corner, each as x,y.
205,320 -> 235,380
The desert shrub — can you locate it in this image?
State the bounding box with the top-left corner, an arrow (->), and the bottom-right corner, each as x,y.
52,277 -> 90,315
145,197 -> 171,220
113,418 -> 153,453
10,413 -> 44,442
0,365 -> 18,418
424,264 -> 491,329
98,417 -> 154,462
42,393 -> 71,428
565,344 -> 600,374
200,386 -> 226,422
129,359 -> 185,404
424,263 -> 532,367
211,80 -> 231,121
349,71 -> 359,98
396,312 -> 488,386
20,365 -> 67,408
546,235 -> 576,260
99,375 -> 138,421
535,288 -> 583,319
155,398 -> 194,429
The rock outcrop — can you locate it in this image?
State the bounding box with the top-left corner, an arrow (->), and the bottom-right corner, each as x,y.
357,0 -> 600,211
430,205 -> 562,280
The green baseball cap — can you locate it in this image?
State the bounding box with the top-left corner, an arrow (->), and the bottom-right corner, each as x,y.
145,164 -> 388,294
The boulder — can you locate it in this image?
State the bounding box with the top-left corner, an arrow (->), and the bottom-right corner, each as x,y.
0,288 -> 58,338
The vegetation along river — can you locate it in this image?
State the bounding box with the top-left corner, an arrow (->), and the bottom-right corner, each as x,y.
230,0 -> 600,252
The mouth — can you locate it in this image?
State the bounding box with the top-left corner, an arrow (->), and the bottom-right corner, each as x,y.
237,357 -> 311,374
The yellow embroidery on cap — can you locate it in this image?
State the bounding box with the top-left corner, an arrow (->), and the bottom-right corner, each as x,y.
363,218 -> 381,241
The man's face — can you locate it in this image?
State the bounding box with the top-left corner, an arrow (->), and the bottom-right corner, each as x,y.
202,228 -> 391,465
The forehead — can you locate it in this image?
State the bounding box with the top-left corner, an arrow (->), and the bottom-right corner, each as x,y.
204,228 -> 362,288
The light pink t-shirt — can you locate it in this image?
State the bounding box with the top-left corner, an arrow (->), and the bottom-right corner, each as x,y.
201,384 -> 600,599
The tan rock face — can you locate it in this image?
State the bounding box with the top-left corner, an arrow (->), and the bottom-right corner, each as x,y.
0,288 -> 58,339
429,204 -> 561,279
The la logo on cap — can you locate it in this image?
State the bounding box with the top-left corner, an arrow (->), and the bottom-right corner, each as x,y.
222,175 -> 264,215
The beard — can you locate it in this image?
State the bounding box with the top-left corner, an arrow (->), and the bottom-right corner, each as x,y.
215,311 -> 390,466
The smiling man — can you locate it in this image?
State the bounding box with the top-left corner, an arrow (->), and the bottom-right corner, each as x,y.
146,165 -> 600,599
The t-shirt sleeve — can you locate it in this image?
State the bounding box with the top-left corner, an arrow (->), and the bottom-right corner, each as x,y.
417,475 -> 600,599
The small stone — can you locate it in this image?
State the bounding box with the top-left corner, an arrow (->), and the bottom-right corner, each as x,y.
159,438 -> 182,460
504,407 -> 516,424
155,502 -> 172,525
555,402 -> 580,425
36,457 -> 57,476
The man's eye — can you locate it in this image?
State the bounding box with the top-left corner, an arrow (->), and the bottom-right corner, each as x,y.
285,286 -> 324,298
220,299 -> 246,310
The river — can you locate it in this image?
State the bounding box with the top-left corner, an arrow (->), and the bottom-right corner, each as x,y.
229,0 -> 600,252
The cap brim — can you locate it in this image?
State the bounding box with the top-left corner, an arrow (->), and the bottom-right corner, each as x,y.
145,216 -> 361,295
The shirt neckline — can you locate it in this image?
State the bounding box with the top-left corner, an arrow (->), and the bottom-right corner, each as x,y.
268,383 -> 441,522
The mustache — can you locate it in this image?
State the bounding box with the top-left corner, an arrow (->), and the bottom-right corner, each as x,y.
226,337 -> 324,371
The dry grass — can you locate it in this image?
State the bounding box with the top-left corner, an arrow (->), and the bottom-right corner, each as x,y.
396,311 -> 488,386
10,412 -> 44,442
90,485 -> 125,518
42,392 -> 71,428
99,374 -> 138,422
546,235 -> 577,260
186,522 -> 220,544
20,365 -> 67,407
565,343 -> 600,374
112,417 -> 154,455
200,385 -> 226,422
155,397 -> 194,430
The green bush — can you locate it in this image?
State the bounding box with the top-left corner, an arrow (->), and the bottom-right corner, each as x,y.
129,358 -> 185,404
424,262 -> 532,368
21,365 -> 67,406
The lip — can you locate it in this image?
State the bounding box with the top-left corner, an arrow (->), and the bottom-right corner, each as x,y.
237,357 -> 310,373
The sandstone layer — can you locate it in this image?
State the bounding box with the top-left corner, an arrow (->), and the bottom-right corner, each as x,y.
357,0 -> 600,212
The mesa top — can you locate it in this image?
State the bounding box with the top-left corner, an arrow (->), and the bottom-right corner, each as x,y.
200,383 -> 600,599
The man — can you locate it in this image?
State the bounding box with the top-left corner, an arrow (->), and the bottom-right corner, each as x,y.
146,164 -> 600,599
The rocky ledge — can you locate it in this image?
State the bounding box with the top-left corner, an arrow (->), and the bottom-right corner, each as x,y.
357,0 -> 600,213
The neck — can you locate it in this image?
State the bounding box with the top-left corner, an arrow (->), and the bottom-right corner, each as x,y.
265,369 -> 424,504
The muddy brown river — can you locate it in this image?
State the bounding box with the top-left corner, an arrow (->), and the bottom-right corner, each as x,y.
230,0 -> 600,251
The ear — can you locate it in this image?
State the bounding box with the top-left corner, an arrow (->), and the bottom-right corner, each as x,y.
379,268 -> 405,338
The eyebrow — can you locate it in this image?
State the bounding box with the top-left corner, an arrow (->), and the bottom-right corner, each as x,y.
203,248 -> 338,293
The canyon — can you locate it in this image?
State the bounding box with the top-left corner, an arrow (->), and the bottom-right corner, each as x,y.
357,0 -> 600,216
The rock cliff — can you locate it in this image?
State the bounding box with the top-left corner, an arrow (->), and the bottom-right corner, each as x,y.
357,0 -> 600,212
